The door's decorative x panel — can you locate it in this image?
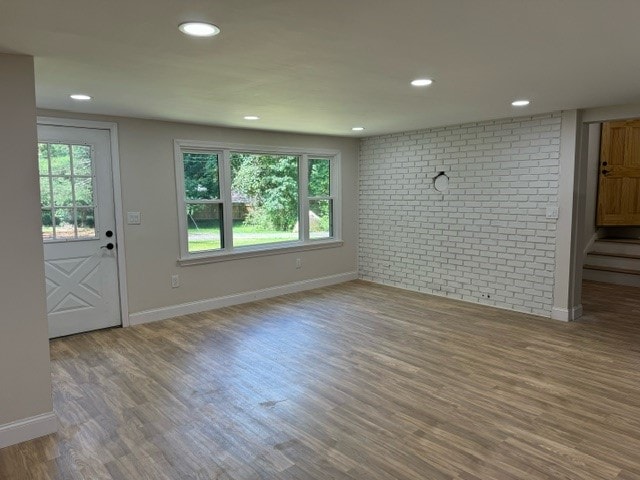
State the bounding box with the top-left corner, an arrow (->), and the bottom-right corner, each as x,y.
45,256 -> 103,315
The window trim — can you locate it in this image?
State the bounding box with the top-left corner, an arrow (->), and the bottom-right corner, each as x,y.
174,140 -> 342,264
180,148 -> 226,251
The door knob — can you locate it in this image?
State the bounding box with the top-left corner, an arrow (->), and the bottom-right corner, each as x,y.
602,170 -> 609,175
101,243 -> 115,250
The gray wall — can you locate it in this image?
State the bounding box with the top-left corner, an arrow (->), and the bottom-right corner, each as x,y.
39,110 -> 359,315
0,55 -> 53,426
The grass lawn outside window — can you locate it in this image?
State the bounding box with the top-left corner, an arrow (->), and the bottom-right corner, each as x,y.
187,220 -> 298,251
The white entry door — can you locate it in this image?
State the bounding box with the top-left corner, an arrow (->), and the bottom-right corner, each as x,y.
37,124 -> 121,338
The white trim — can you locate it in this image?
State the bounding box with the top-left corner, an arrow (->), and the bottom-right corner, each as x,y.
300,154 -> 310,241
174,140 -> 342,262
553,110 -> 582,322
0,412 -> 57,449
130,271 -> 357,325
36,117 -> 130,327
174,140 -> 189,258
109,124 -> 130,327
221,149 -> 234,249
178,239 -> 343,266
330,152 -> 342,241
174,139 -> 341,157
551,305 -> 583,322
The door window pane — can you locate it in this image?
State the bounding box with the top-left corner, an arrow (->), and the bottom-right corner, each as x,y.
52,177 -> 74,207
183,152 -> 220,200
38,144 -> 50,175
72,145 -> 92,175
54,208 -> 76,239
41,209 -> 54,240
73,177 -> 94,206
230,153 -> 299,248
40,177 -> 51,207
49,144 -> 71,175
76,208 -> 96,239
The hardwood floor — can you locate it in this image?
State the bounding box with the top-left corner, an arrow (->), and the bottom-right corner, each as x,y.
2,280 -> 640,479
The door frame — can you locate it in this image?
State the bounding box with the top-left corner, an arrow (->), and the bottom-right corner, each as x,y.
563,105 -> 640,321
37,116 -> 130,328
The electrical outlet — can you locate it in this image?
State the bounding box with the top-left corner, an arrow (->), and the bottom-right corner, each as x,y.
171,274 -> 180,288
295,258 -> 302,269
546,205 -> 559,219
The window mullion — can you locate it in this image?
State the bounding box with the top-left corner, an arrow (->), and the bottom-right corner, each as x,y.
68,144 -> 79,239
221,150 -> 234,250
47,144 -> 57,239
89,146 -> 99,239
300,154 -> 309,242
175,144 -> 189,258
331,155 -> 341,241
183,199 -> 223,204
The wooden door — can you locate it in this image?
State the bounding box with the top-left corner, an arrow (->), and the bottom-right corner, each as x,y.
597,120 -> 640,226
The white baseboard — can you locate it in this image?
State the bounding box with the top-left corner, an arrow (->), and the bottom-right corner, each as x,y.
0,412 -> 57,450
360,277 -> 556,320
551,304 -> 583,322
130,272 -> 358,326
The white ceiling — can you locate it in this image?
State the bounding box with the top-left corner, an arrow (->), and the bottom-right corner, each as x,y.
2,0 -> 640,136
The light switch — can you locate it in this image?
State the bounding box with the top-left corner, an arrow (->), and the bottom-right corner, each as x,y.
546,205 -> 559,219
127,211 -> 141,225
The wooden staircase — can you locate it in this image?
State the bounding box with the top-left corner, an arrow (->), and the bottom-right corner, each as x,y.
583,238 -> 640,287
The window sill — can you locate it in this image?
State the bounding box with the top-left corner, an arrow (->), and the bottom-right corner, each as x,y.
177,239 -> 344,266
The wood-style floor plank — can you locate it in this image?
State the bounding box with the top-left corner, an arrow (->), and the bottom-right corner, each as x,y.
2,280 -> 640,479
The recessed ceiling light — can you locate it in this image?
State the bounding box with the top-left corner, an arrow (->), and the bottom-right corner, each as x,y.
511,99 -> 531,107
70,94 -> 92,100
410,78 -> 433,87
244,115 -> 260,120
352,127 -> 365,131
178,22 -> 221,37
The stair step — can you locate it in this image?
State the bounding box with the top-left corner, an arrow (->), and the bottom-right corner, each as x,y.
591,239 -> 640,256
587,252 -> 640,260
583,264 -> 640,276
598,237 -> 640,244
583,263 -> 640,287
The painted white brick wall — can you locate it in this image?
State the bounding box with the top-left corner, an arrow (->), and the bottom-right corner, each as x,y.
359,113 -> 562,316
